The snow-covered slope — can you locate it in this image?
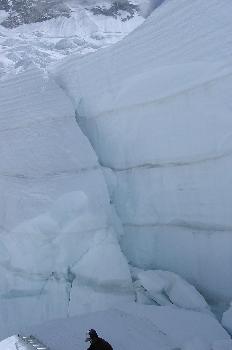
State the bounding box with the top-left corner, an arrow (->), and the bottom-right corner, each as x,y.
19,307 -> 232,350
53,0 -> 232,302
1,306 -> 232,350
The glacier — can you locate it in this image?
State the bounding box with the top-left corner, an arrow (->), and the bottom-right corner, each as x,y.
52,0 -> 232,303
0,67 -> 112,231
0,0 -> 232,345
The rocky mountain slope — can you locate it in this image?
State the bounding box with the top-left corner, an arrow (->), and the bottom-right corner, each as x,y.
0,0 -> 144,77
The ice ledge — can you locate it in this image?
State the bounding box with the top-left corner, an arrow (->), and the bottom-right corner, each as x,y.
101,149 -> 232,172
76,62 -> 232,119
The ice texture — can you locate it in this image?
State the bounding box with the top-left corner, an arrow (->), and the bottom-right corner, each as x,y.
0,66 -> 131,337
222,304 -> 232,336
134,269 -> 209,312
0,336 -> 20,350
53,0 -> 232,301
0,68 -> 111,231
0,191 -> 132,337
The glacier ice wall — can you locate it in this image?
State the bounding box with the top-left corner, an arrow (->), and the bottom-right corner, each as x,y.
0,68 -> 111,231
53,0 -> 232,302
0,68 -> 133,338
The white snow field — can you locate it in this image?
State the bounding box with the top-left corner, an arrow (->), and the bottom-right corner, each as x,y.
1,307 -> 231,350
52,0 -> 232,302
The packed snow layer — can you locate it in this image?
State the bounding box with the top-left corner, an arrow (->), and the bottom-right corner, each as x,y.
0,285 -> 230,348
53,0 -> 232,301
0,67 -> 132,337
182,338 -> 232,350
0,336 -> 20,350
22,306 -> 230,350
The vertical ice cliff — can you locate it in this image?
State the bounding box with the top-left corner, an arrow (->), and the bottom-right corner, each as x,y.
0,68 -> 108,231
0,68 -> 133,338
0,0 -> 144,77
53,0 -> 232,302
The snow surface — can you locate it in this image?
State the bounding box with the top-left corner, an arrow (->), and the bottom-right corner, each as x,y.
0,336 -> 20,350
17,306 -> 231,350
52,0 -> 232,302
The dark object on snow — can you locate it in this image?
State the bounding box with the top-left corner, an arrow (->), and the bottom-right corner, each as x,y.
85,329 -> 113,350
90,1 -> 139,21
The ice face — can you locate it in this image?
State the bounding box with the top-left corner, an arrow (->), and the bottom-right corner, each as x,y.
0,65 -> 132,337
0,67 -> 111,232
52,0 -> 232,302
134,269 -> 209,312
222,304 -> 232,336
0,191 -> 133,338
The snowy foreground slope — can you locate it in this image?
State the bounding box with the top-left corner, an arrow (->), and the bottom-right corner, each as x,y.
2,308 -> 232,350
53,0 -> 232,302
